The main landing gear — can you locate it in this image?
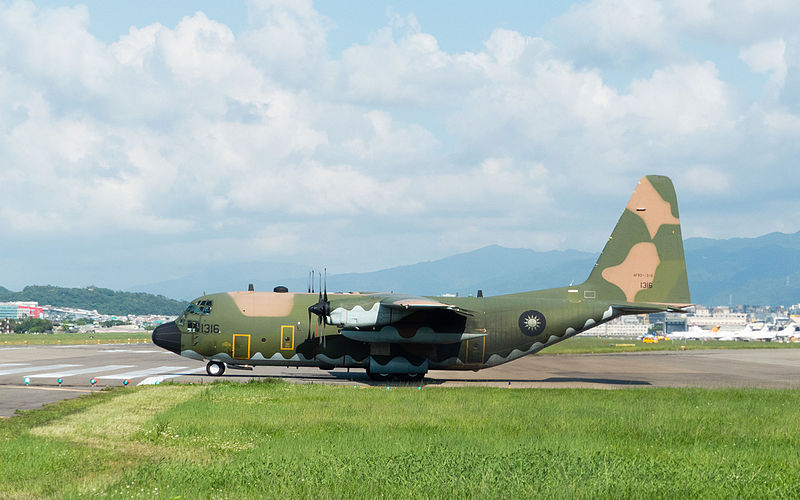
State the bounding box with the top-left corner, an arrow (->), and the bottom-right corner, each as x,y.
366,371 -> 425,382
206,361 -> 225,376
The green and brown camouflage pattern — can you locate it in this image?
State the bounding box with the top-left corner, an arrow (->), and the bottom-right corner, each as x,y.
153,175 -> 691,378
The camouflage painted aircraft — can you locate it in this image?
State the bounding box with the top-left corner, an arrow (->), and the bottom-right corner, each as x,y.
153,175 -> 690,381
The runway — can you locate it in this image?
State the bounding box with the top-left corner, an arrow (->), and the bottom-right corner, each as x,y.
1,343 -> 799,416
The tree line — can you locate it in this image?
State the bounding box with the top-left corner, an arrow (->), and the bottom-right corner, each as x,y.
0,285 -> 186,315
1,317 -> 53,333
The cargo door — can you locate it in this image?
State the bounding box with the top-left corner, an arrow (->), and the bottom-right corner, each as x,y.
233,334 -> 251,360
466,336 -> 485,364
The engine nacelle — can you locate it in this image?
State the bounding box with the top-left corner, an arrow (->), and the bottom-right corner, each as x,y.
327,302 -> 412,328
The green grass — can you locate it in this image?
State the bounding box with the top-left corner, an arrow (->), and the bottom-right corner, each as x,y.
0,331 -> 151,345
2,382 -> 799,498
542,336 -> 800,354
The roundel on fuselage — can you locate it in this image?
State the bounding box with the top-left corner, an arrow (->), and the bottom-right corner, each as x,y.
518,310 -> 546,337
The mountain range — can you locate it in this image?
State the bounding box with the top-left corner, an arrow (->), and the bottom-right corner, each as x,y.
3,231 -> 798,313
128,230 -> 800,307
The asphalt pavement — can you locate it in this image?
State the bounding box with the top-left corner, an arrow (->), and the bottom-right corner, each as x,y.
2,343 -> 800,416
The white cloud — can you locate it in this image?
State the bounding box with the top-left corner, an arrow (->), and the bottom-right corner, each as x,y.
622,62 -> 732,135
679,165 -> 731,196
241,0 -> 332,84
0,0 -> 799,289
552,0 -> 675,65
740,39 -> 787,100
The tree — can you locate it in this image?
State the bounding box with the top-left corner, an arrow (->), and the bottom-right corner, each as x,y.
12,317 -> 54,333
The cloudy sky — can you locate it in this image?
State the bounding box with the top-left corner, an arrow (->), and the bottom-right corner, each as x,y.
1,0 -> 799,292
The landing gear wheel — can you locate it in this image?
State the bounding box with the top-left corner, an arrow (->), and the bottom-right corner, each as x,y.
206,361 -> 225,376
366,371 -> 390,382
396,372 -> 426,382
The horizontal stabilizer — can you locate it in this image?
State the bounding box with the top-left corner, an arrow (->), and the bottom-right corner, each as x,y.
612,304 -> 691,315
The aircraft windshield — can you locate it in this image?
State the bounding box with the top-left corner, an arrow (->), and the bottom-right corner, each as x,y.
185,300 -> 213,315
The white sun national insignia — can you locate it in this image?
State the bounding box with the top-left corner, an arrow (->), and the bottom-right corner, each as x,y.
518,310 -> 546,336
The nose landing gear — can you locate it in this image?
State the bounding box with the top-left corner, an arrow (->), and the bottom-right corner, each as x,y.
206,361 -> 225,376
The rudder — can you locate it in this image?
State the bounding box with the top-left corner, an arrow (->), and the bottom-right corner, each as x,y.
584,175 -> 690,305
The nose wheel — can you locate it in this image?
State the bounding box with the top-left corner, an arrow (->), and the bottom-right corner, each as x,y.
206,361 -> 225,376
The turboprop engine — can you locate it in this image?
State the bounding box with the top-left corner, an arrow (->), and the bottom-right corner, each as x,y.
327,302 -> 413,328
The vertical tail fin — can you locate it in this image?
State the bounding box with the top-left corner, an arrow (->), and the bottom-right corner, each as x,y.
584,175 -> 690,305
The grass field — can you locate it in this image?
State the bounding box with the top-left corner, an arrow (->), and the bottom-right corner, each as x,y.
2,381 -> 799,498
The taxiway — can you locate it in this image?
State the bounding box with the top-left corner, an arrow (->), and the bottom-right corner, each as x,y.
1,343 -> 799,416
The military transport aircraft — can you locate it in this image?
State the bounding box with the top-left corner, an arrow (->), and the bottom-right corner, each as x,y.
153,175 -> 691,381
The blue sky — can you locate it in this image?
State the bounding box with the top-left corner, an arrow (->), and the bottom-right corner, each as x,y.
1,0 -> 799,293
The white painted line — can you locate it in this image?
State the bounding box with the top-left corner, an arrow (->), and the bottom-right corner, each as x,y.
0,363 -> 29,368
0,364 -> 81,376
138,367 -> 207,385
102,366 -> 188,380
29,365 -> 136,378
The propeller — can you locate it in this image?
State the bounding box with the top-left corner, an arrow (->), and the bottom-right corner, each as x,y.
308,268 -> 330,346
307,270 -> 316,338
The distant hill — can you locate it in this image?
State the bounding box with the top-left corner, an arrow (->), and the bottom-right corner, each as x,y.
129,261 -> 313,303
282,246 -> 598,298
9,230 -> 800,308
130,246 -> 599,300
0,285 -> 186,316
683,231 -> 800,306
119,230 -> 800,307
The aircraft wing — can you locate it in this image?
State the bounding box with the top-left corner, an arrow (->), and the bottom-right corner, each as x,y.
328,293 -> 479,344
377,293 -> 473,316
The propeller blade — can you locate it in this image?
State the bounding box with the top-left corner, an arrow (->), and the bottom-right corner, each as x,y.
307,267 -> 331,347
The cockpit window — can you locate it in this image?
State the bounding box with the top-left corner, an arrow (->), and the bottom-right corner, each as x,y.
186,301 -> 213,315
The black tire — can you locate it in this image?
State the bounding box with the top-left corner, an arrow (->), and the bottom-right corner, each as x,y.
206,361 -> 225,376
366,371 -> 390,382
397,372 -> 426,382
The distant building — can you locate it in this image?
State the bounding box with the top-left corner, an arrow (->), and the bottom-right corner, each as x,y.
581,315 -> 649,338
0,302 -> 44,320
648,312 -> 688,335
688,306 -> 746,331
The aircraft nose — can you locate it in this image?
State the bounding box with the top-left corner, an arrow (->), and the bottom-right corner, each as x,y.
152,321 -> 181,354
